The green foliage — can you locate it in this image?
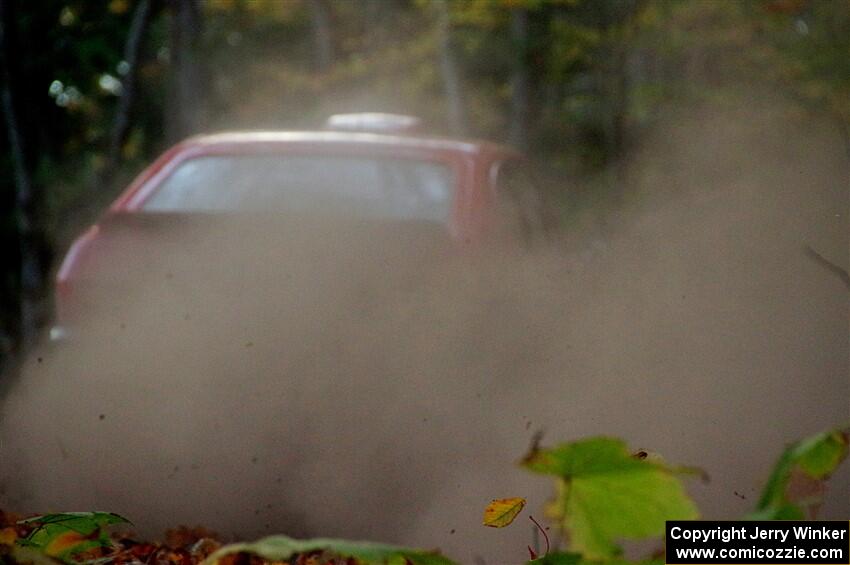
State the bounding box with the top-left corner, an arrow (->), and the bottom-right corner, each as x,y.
748,426 -> 849,520
521,437 -> 698,559
16,512 -> 130,561
753,0 -> 850,123
202,535 -> 456,565
507,426 -> 850,564
5,427 -> 849,565
514,426 -> 847,564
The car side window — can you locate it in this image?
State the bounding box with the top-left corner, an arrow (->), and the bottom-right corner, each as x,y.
492,160 -> 548,243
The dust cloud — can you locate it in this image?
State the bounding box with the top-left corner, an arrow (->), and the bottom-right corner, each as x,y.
1,93 -> 848,564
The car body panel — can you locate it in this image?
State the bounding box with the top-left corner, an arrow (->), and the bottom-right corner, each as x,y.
53,130 -> 528,333
109,131 -> 521,239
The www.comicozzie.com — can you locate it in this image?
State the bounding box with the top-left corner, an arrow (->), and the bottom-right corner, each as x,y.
665,521 -> 850,564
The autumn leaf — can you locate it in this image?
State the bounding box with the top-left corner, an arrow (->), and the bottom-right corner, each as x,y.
17,512 -> 130,560
482,498 -> 526,528
0,527 -> 17,545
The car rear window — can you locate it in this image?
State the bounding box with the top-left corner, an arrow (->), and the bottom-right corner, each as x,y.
142,154 -> 454,222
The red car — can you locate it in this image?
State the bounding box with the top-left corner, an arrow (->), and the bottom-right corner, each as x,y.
52,114 -> 547,339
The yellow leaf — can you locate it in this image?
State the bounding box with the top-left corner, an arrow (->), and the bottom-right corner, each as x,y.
482,497 -> 526,528
0,527 -> 17,545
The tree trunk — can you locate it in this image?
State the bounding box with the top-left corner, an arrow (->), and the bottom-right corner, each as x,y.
434,0 -> 467,136
837,115 -> 850,163
0,0 -> 41,347
166,0 -> 203,143
605,0 -> 642,187
508,7 -> 530,151
102,0 -> 152,186
307,0 -> 333,73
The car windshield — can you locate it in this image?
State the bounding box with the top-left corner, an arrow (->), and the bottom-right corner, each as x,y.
142,154 -> 454,222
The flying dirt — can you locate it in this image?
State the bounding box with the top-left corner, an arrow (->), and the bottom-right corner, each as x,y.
1,94 -> 848,564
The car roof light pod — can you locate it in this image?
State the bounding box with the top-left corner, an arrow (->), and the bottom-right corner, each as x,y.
324,113 -> 422,134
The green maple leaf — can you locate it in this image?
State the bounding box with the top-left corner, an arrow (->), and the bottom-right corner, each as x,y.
522,437 -> 698,559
